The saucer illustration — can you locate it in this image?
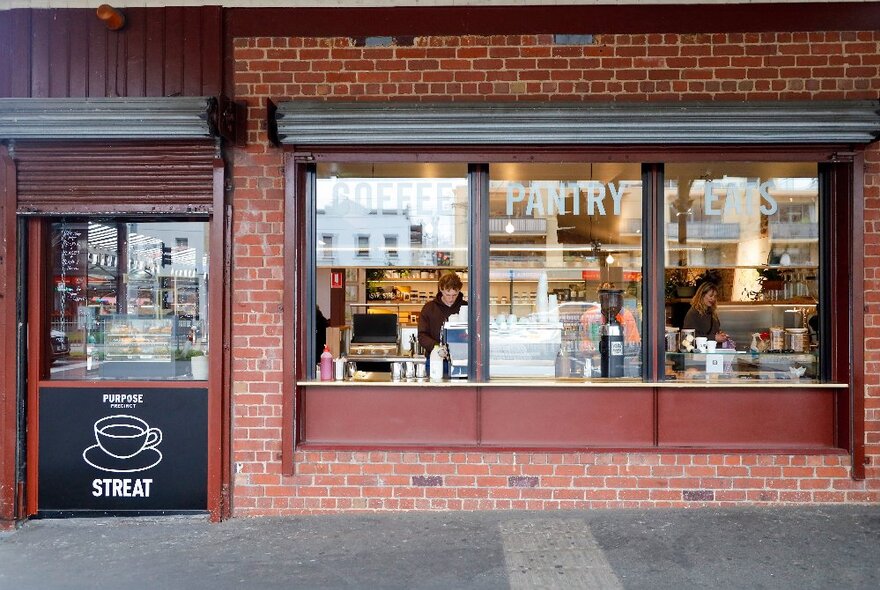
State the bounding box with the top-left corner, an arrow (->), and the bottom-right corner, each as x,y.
83,444 -> 163,473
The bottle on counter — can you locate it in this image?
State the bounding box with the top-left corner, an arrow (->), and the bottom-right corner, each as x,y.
320,345 -> 334,381
334,356 -> 346,381
429,345 -> 444,382
555,342 -> 571,378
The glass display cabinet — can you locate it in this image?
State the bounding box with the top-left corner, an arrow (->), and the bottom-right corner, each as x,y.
100,316 -> 185,378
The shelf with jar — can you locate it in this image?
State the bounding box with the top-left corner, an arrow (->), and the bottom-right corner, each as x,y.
365,267 -> 467,307
664,350 -> 818,381
664,266 -> 817,304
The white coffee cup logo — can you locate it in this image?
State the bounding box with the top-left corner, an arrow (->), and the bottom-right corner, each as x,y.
94,414 -> 162,459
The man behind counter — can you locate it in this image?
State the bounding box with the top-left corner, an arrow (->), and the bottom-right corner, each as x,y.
418,271 -> 465,356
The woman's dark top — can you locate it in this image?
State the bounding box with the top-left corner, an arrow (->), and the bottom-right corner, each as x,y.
315,307 -> 329,360
417,291 -> 465,353
683,307 -> 721,340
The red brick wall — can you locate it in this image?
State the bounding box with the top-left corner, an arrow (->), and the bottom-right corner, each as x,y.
231,32 -> 880,515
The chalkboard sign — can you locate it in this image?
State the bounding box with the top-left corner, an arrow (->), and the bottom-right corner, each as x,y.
38,386 -> 208,514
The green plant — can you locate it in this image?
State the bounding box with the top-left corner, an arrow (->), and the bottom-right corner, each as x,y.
694,268 -> 723,289
665,271 -> 694,298
757,267 -> 784,290
175,348 -> 205,360
757,267 -> 783,282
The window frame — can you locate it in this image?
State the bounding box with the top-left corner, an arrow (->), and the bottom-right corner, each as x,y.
284,147 -> 860,474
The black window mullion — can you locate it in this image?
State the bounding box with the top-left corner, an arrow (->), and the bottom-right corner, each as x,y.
303,163 -> 318,379
643,163 -> 665,382
468,163 -> 489,382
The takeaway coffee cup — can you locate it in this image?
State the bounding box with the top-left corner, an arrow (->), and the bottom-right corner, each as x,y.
695,337 -> 708,352
94,415 -> 162,459
705,341 -> 717,352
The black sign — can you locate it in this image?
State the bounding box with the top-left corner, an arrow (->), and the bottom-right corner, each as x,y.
38,386 -> 208,513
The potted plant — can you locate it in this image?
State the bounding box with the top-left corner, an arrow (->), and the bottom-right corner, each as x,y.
757,267 -> 784,293
190,348 -> 208,380
665,271 -> 695,299
694,268 -> 723,290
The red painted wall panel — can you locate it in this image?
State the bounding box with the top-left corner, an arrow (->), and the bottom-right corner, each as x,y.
0,7 -> 222,99
658,388 -> 837,448
481,388 -> 654,446
303,386 -> 478,445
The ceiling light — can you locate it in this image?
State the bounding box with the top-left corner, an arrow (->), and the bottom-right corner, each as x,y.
505,220 -> 515,234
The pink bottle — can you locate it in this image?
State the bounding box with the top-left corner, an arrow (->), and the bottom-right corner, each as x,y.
320,345 -> 334,381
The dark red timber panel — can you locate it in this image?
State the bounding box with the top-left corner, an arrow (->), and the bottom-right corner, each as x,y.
0,147 -> 17,522
658,388 -> 837,448
14,141 -> 217,214
0,7 -> 222,99
480,387 -> 654,447
302,386 -> 479,445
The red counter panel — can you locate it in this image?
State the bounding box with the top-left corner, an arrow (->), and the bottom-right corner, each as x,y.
480,387 -> 654,447
658,387 -> 836,448
302,386 -> 478,445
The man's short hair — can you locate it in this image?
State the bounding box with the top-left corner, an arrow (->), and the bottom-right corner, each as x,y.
438,272 -> 463,292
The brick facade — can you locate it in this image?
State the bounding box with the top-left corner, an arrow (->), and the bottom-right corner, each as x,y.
231,32 -> 880,514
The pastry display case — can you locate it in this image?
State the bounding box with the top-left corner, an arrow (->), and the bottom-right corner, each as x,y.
100,316 -> 184,378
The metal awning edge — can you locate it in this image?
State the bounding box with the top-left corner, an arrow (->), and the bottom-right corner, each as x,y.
0,97 -> 219,140
272,100 -> 880,146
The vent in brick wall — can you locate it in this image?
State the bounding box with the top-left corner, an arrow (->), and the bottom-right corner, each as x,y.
272,100 -> 880,146
553,34 -> 594,45
353,36 -> 414,47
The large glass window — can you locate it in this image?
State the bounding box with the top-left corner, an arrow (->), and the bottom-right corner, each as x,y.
308,160 -> 827,384
663,162 -> 820,381
488,163 -> 644,380
49,219 -> 211,381
314,164 -> 469,379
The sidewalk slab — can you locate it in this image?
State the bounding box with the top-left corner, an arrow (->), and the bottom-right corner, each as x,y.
0,507 -> 878,590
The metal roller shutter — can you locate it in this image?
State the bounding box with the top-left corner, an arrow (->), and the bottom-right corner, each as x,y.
13,140 -> 217,215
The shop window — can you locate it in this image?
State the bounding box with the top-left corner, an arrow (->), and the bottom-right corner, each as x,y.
663,163 -> 820,381
488,163 -> 644,380
48,219 -> 210,381
314,163 -> 469,379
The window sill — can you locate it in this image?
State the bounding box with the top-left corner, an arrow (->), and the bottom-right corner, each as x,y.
298,379 -> 847,389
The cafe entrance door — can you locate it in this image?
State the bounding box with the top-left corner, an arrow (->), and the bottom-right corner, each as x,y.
11,141 -> 227,519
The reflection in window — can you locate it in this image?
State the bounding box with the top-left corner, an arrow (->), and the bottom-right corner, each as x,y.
488,163 -> 644,380
663,162 -> 820,381
356,235 -> 370,257
384,235 -> 399,259
314,164 -> 469,378
49,220 -> 210,381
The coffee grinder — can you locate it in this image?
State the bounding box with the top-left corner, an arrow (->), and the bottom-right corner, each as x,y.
598,288 -> 625,378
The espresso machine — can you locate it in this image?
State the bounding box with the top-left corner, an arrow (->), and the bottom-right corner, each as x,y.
598,288 -> 625,378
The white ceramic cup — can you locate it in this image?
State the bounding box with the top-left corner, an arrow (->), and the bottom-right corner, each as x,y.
695,337 -> 708,352
705,341 -> 717,352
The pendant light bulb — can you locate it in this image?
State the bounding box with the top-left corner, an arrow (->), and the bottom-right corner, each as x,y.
505,220 -> 515,234
606,253 -> 615,265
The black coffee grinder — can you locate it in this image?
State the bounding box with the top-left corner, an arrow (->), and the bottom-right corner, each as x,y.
598,288 -> 625,378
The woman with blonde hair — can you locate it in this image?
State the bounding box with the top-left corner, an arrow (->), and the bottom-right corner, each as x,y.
683,281 -> 729,343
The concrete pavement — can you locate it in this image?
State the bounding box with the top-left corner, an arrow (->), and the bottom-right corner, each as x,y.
0,506 -> 878,589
